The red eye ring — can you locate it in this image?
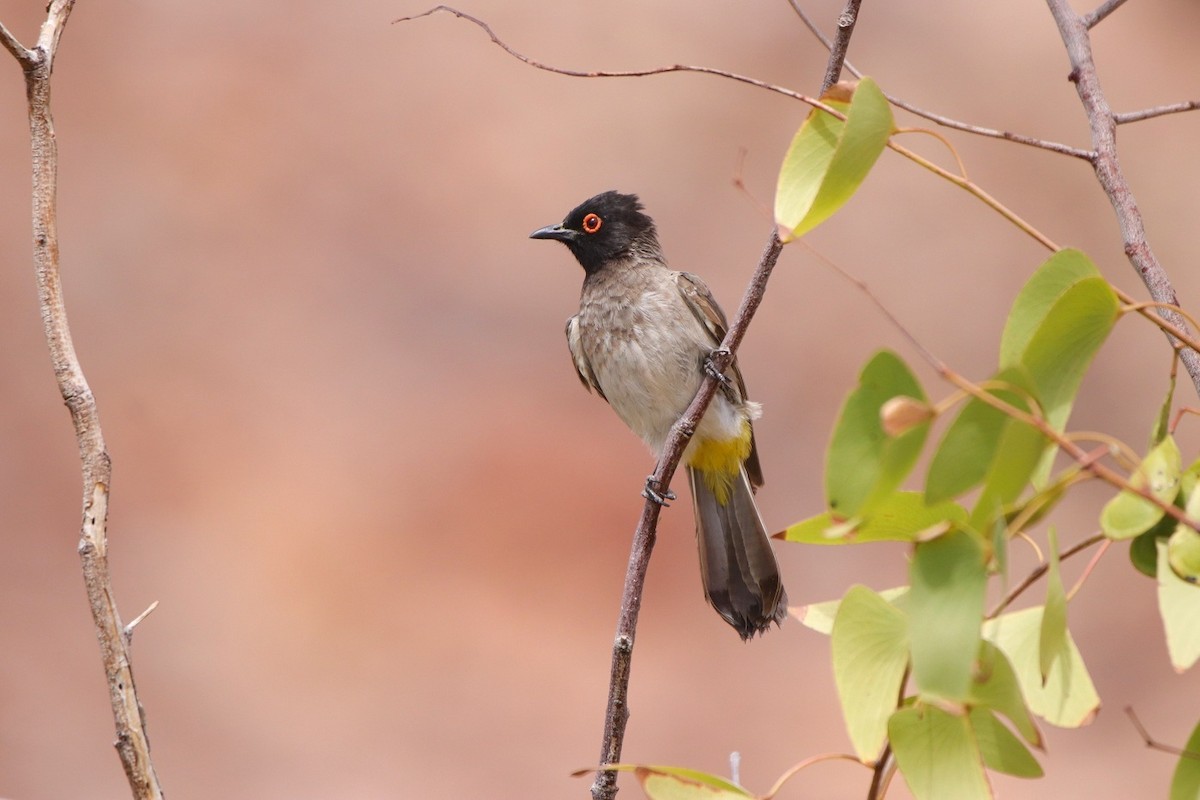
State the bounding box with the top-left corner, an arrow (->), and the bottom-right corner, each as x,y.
582,213 -> 602,234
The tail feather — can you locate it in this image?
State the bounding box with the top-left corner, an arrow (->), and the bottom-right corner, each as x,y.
688,466 -> 787,639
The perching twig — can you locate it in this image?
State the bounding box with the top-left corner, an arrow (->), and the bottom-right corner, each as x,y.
0,3 -> 164,798
1045,0 -> 1200,395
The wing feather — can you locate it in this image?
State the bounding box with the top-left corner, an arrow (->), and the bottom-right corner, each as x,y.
565,315 -> 606,401
674,271 -> 764,488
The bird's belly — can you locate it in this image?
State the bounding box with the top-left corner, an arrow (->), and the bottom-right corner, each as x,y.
585,320 -> 744,455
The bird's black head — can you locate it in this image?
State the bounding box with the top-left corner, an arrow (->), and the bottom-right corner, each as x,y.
530,191 -> 658,274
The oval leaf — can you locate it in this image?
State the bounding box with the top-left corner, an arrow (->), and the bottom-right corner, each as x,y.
909,531 -> 987,703
826,350 -> 928,518
1101,435 -> 1182,540
833,586 -> 911,761
889,705 -> 992,800
775,77 -> 893,240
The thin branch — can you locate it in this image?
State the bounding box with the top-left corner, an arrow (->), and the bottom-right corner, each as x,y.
2,2 -> 165,798
819,0 -> 863,94
1114,100 -> 1200,125
1083,0 -> 1129,28
1045,0 -> 1200,394
988,534 -> 1105,618
1126,707 -> 1200,761
394,6 -> 823,108
0,18 -> 34,66
887,98 -> 1096,160
788,0 -> 1095,160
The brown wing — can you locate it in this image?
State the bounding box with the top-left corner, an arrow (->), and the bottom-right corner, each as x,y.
674,272 -> 764,488
565,315 -> 606,401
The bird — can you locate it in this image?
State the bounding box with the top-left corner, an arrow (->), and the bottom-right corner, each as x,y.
530,190 -> 787,639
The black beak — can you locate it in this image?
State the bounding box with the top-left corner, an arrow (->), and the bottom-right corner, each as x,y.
530,224 -> 577,243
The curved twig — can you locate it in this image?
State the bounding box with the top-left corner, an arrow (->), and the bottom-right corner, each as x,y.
1,3 -> 164,798
786,0 -> 1095,160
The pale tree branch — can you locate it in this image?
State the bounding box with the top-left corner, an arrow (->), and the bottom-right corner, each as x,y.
1,2 -> 164,797
1114,100 -> 1200,125
1045,0 -> 1200,395
1083,0 -> 1129,28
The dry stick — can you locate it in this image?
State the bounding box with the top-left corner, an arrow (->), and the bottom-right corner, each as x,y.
785,0 -> 1097,161
0,5 -> 164,799
1046,0 -> 1200,394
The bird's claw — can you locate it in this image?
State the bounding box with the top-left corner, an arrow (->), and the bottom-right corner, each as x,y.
705,348 -> 732,386
643,476 -> 677,507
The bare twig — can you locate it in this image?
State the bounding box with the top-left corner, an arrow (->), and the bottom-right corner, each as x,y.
787,0 -> 1095,160
394,6 -> 825,109
988,534 -> 1106,618
0,18 -> 34,65
1126,706 -> 1200,761
1046,0 -> 1200,394
1114,101 -> 1200,125
1,3 -> 164,798
1083,0 -> 1129,28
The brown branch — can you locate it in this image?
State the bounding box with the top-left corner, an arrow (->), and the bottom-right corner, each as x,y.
1045,0 -> 1200,394
1114,101 -> 1200,125
987,534 -> 1105,618
394,6 -> 821,107
787,0 -> 1095,160
2,2 -> 164,798
1126,706 -> 1200,761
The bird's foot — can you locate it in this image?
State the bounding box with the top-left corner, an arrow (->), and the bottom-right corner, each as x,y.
643,476 -> 677,507
704,348 -> 732,386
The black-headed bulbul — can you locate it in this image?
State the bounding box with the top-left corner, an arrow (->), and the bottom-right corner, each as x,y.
531,191 -> 787,639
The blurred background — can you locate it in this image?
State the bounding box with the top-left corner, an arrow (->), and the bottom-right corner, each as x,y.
0,1 -> 1198,797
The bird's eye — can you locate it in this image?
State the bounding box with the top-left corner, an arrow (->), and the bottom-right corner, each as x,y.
582,213 -> 602,234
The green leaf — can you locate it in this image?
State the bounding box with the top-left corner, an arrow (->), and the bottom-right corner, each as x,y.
782,492 -> 966,545
968,641 -> 1042,747
775,77 -> 894,240
833,586 -> 911,761
969,401 -> 1049,532
908,531 -> 987,703
1158,539 -> 1200,672
970,707 -> 1043,778
1152,372 -> 1177,447
1168,482 -> 1200,583
983,607 -> 1099,727
1039,527 -> 1069,683
1100,435 -> 1183,540
999,249 -> 1101,367
1131,528 -> 1163,578
826,350 -> 929,518
925,371 -> 1041,509
889,705 -> 991,800
1170,717 -> 1200,800
797,586 -> 908,636
999,249 -> 1119,485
